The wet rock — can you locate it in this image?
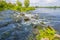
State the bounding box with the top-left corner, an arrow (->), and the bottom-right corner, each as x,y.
24,16 -> 30,22
20,13 -> 25,16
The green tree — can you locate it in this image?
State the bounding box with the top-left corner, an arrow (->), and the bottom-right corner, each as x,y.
6,3 -> 16,10
24,0 -> 30,7
0,0 -> 7,11
16,0 -> 22,6
16,0 -> 22,11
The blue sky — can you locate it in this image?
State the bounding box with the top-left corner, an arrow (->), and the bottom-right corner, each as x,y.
6,0 -> 60,6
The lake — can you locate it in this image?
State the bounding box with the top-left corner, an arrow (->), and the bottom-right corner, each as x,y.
32,8 -> 60,34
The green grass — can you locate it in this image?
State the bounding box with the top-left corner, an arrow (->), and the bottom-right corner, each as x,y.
35,26 -> 56,40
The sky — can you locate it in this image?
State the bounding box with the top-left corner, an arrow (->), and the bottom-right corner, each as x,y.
6,0 -> 60,6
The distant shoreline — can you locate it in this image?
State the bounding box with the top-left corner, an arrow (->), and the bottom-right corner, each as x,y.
35,6 -> 60,8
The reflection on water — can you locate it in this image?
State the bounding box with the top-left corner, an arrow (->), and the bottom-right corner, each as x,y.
32,8 -> 60,33
0,10 -> 41,40
0,8 -> 60,39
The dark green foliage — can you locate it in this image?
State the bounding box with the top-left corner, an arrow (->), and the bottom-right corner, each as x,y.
0,0 -> 14,10
0,0 -> 7,11
24,0 -> 30,7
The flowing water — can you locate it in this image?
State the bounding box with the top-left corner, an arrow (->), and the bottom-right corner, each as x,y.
0,8 -> 60,40
32,8 -> 60,34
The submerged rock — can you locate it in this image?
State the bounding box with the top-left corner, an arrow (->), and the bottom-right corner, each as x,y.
24,16 -> 30,22
0,10 -> 49,40
0,10 -> 42,40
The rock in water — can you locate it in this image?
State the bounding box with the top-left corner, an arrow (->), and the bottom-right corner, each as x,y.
0,10 -> 44,40
0,10 -> 39,40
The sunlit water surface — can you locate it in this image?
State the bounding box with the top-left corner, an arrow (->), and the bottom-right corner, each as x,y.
32,8 -> 60,34
0,8 -> 60,40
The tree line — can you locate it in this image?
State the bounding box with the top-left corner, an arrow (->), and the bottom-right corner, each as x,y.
0,0 -> 35,12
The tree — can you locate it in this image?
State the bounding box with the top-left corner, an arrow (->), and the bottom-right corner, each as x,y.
16,0 -> 22,6
24,0 -> 30,7
0,0 -> 7,11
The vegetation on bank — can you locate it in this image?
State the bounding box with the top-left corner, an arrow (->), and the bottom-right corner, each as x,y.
35,6 -> 60,8
33,23 -> 60,40
36,26 -> 56,40
0,0 -> 35,12
34,21 -> 60,40
0,0 -> 60,40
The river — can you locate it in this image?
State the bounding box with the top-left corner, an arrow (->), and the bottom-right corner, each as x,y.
0,8 -> 60,40
32,8 -> 60,34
